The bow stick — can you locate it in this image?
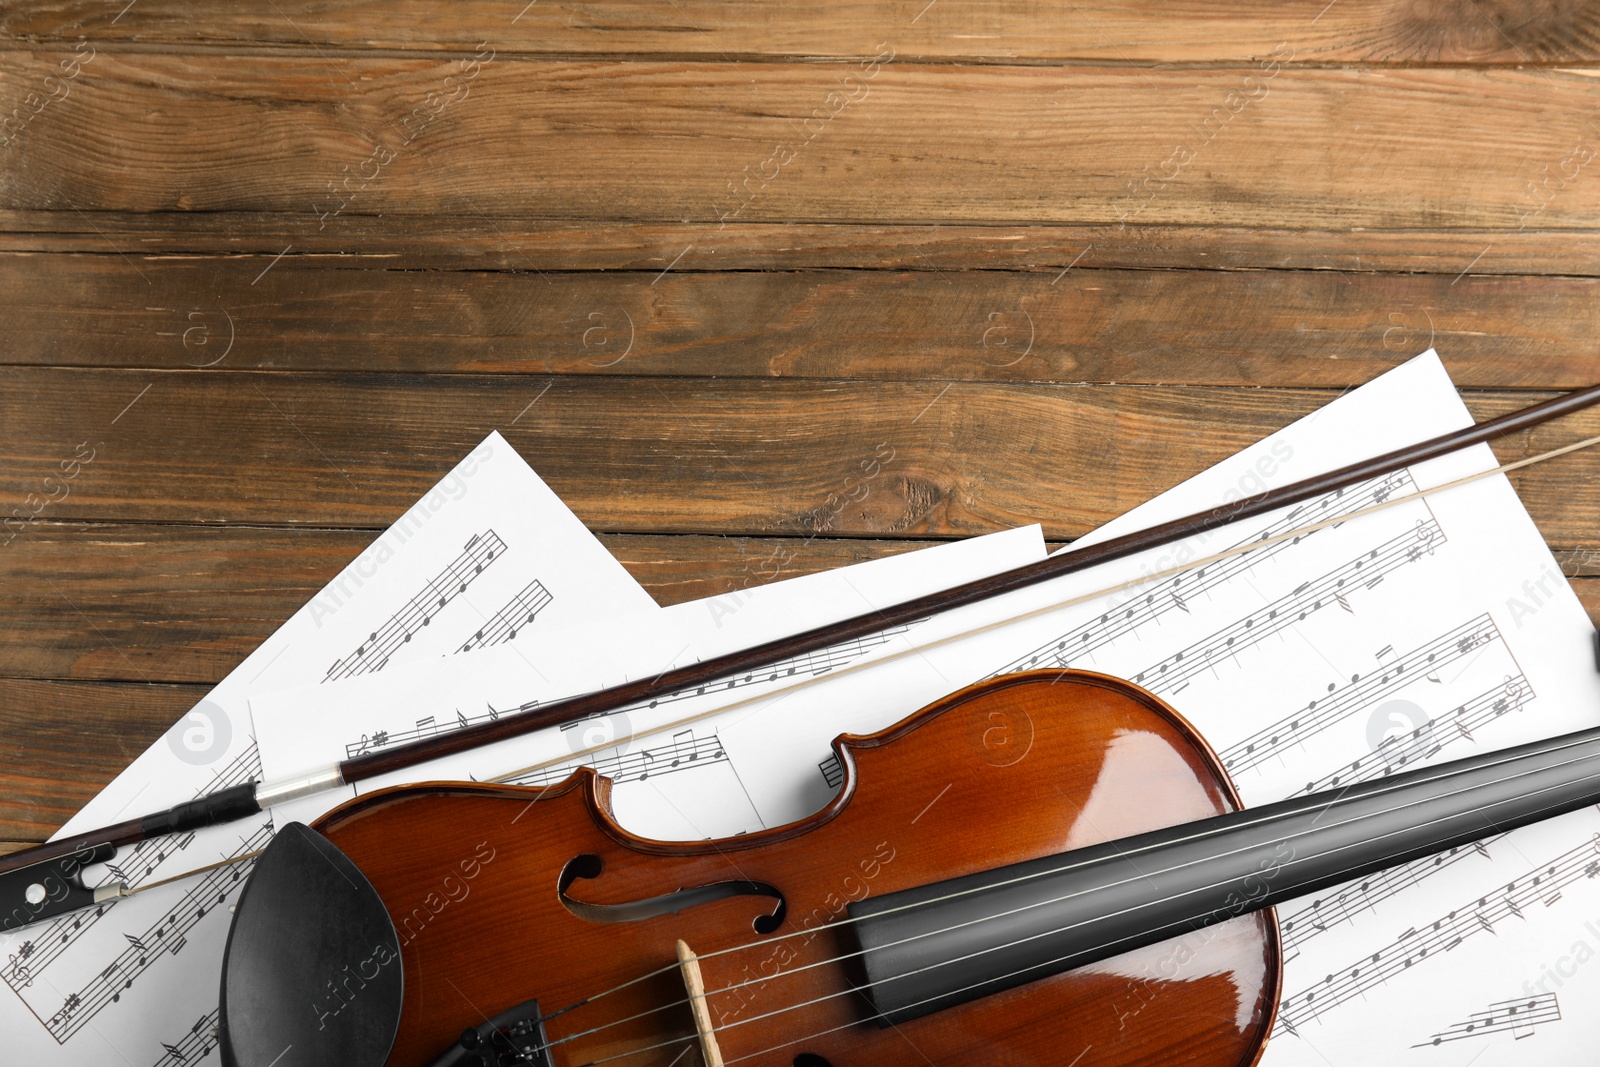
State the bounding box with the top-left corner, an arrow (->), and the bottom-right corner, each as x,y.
4,383 -> 1600,931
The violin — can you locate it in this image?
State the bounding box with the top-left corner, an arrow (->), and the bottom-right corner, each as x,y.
218,668 -> 1600,1067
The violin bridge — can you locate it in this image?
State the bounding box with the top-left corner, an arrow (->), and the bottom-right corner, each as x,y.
675,938 -> 726,1067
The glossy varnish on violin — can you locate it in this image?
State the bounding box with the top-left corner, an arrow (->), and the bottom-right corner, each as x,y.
315,671 -> 1280,1066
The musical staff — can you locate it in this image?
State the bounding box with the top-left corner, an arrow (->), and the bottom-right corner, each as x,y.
347,702 -> 513,758
324,530 -> 507,681
2,743 -> 263,993
45,824 -> 273,1042
509,728 -> 726,788
457,580 -> 554,652
341,626 -> 912,760
1133,519 -> 1445,698
1275,834 -> 1600,1036
1278,837 -> 1502,954
1414,993 -> 1560,1046
152,1009 -> 219,1066
990,472 -> 1416,678
1222,616 -> 1502,777
638,626 -> 915,703
1289,674 -> 1532,796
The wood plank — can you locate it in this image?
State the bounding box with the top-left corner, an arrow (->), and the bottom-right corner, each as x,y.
0,678 -> 197,842
4,56 -> 1600,230
3,252 -> 1598,386
0,523 -> 937,682
6,1 -> 1600,63
0,522 -> 368,684
3,368 -> 1599,540
3,215 -> 1598,276
1576,577 -> 1600,632
6,520 -> 1600,684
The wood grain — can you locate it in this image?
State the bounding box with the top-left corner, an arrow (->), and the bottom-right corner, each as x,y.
5,370 -> 1598,540
0,524 -> 930,682
4,215 -> 1600,277
5,55 -> 1600,230
3,254 -> 1598,387
5,0 -> 1600,63
0,678 -> 197,843
6,521 -> 1600,686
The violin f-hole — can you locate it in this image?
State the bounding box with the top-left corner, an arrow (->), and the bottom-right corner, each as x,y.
558,854 -> 787,933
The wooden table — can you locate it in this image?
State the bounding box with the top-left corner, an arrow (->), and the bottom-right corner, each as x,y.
3,2 -> 1599,868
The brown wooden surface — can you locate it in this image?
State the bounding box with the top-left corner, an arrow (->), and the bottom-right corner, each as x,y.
5,254 -> 1600,386
6,0 -> 1600,62
4,0 -> 1600,946
5,56 -> 1600,230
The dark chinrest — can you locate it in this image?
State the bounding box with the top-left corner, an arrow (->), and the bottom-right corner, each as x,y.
219,822 -> 403,1067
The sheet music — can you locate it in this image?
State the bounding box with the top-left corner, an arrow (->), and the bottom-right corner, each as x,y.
0,432 -> 657,1065
457,579 -> 554,653
152,1010 -> 220,1066
324,528 -> 509,679
1414,992 -> 1561,1046
1273,823 -> 1600,1037
340,624 -> 910,761
250,524 -> 1048,845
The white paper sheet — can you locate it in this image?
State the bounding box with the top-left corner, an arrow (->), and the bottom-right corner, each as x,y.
0,432 -> 656,1064
249,523 -> 1049,842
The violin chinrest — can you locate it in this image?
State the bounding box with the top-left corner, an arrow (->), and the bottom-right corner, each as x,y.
219,822 -> 404,1067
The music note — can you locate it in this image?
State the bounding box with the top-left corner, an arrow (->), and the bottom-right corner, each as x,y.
455,579 -> 554,652
326,530 -> 508,680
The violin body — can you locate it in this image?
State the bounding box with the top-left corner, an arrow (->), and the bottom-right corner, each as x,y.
314,670 -> 1280,1066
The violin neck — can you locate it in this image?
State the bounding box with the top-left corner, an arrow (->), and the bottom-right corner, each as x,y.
848,725 -> 1600,1025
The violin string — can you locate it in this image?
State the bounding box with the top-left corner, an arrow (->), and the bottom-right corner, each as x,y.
508,432 -> 1600,1023
707,757 -> 1600,1053
530,725 -> 1600,1049
582,757 -> 1600,1067
713,763 -> 1600,1067
527,733 -> 1600,1061
490,432 -> 1600,791
565,1034 -> 697,1067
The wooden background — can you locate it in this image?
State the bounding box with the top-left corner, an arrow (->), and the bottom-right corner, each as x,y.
3,1 -> 1600,865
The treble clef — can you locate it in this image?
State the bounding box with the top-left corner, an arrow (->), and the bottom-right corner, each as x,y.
1415,519 -> 1437,554
1503,674 -> 1526,705
6,957 -> 30,988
